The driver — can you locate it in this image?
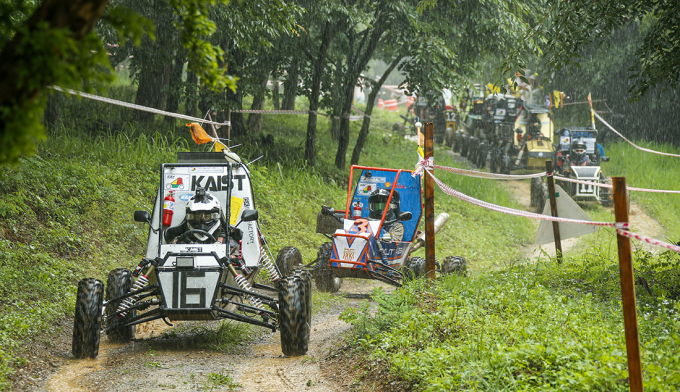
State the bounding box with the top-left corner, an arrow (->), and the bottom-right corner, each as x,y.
367,188 -> 405,242
165,187 -> 226,244
569,139 -> 591,166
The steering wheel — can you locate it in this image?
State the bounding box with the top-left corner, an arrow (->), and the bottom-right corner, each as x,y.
176,229 -> 217,244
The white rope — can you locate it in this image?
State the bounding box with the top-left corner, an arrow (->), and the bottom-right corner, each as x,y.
424,167 -> 619,228
434,165 -> 546,180
594,111 -> 680,158
50,86 -> 230,127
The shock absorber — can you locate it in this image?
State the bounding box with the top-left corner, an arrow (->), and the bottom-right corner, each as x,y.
228,264 -> 264,310
116,268 -> 153,318
259,250 -> 281,282
258,233 -> 282,282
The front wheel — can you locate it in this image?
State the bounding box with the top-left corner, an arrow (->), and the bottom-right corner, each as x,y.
313,242 -> 343,293
105,269 -> 136,343
278,274 -> 311,356
276,246 -> 303,277
72,278 -> 103,359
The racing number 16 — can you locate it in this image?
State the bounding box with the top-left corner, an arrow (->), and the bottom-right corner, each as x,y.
172,271 -> 207,308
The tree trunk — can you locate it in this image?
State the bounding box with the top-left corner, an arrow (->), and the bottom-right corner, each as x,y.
282,58 -> 299,110
351,55 -> 402,165
227,47 -> 247,138
44,93 -> 61,131
304,22 -> 337,166
134,50 -> 172,122
334,23 -> 386,170
185,71 -> 199,118
334,83 -> 355,170
165,50 -> 187,123
247,69 -> 271,135
272,73 -> 280,110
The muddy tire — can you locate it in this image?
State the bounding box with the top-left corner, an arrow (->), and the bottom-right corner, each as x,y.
278,274 -> 311,356
441,256 -> 467,276
405,256 -> 426,280
105,269 -> 136,343
313,242 -> 342,292
276,246 -> 302,277
600,173 -> 613,207
72,278 -> 103,359
294,269 -> 312,324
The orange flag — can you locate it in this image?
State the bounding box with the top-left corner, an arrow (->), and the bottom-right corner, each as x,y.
186,123 -> 213,145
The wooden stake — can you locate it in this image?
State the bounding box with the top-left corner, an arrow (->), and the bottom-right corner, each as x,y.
545,160 -> 563,263
424,122 -> 436,280
613,176 -> 644,392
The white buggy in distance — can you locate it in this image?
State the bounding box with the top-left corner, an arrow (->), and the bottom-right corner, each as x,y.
71,151 -> 311,359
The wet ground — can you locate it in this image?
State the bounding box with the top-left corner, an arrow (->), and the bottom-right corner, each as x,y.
39,279 -> 391,392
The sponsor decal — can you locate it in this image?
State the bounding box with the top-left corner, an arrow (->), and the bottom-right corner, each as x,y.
191,174 -> 246,192
179,194 -> 193,201
343,249 -> 355,260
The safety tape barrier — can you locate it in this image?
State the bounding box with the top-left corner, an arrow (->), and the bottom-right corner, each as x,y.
433,165 -> 546,180
428,163 -> 680,194
553,175 -> 680,194
50,86 -> 230,127
594,111 -> 680,158
422,166 -> 680,255
232,108 -> 370,121
616,229 -> 680,253
423,168 -> 620,228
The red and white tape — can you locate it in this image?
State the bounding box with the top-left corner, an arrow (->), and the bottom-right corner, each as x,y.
616,229 -> 680,253
554,175 -> 680,194
424,168 -> 619,228
434,165 -> 546,180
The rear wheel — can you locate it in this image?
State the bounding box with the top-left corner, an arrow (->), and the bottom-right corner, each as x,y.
276,246 -> 302,277
105,269 -> 136,343
72,278 -> 103,359
278,274 -> 311,356
313,242 -> 343,292
600,172 -> 613,207
405,256 -> 426,280
441,256 -> 467,276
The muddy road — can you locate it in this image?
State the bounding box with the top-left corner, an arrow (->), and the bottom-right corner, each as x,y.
38,279 -> 389,392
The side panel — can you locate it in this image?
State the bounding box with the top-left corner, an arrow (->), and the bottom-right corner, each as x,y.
350,169 -> 422,242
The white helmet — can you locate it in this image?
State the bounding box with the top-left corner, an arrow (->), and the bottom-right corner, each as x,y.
186,187 -> 222,237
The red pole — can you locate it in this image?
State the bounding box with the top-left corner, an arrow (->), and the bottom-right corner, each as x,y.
613,177 -> 643,392
424,122 -> 436,279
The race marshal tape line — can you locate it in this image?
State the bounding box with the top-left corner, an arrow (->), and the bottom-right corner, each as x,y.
423,168 -> 620,228
616,229 -> 680,254
434,165 -> 546,180
595,111 -> 680,158
554,175 -> 680,194
50,86 -> 230,127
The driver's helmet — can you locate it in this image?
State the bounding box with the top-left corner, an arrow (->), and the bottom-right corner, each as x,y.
571,139 -> 587,161
186,187 -> 222,233
368,188 -> 400,220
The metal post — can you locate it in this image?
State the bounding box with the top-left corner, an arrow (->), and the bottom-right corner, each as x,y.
424,122 -> 436,280
613,177 -> 643,392
545,160 -> 563,263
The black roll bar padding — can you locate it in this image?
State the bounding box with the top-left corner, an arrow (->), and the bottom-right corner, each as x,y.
218,281 -> 276,302
107,282 -> 160,305
212,307 -> 277,331
251,282 -> 278,293
215,297 -> 277,317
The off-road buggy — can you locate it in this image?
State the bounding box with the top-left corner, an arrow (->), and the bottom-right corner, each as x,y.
285,165 -> 464,293
72,151 -> 311,359
465,94 -> 555,174
530,127 -> 612,210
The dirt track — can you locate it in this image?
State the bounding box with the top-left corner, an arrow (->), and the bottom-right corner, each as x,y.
39,279 -> 389,392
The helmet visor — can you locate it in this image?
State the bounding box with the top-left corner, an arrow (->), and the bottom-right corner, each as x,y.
187,211 -> 220,223
370,201 -> 388,212
574,148 -> 586,154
